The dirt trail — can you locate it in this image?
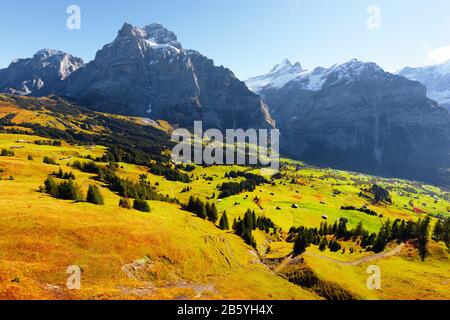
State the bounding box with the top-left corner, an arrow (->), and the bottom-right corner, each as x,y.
305,243 -> 405,266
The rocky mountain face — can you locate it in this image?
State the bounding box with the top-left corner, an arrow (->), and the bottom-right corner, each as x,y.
46,23 -> 273,130
398,61 -> 450,111
0,49 -> 84,95
253,59 -> 450,185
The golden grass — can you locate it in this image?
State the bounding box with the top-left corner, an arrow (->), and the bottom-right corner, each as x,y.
0,134 -> 315,300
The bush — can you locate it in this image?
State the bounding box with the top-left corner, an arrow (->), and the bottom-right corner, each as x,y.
43,156 -> 57,165
54,168 -> 75,180
119,197 -> 132,209
86,185 -> 104,205
1,149 -> 14,157
133,199 -> 151,212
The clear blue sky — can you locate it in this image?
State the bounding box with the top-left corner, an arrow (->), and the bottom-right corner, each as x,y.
1,0 -> 450,79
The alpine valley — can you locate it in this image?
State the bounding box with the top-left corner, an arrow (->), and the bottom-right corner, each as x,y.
0,22 -> 449,301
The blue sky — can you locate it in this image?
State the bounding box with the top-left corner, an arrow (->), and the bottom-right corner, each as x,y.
1,0 -> 450,79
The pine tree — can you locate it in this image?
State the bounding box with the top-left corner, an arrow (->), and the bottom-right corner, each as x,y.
242,229 -> 257,248
417,216 -> 430,261
244,209 -> 254,231
319,236 -> 328,251
187,196 -> 195,212
293,233 -> 308,256
197,201 -> 207,219
209,203 -> 219,223
329,240 -> 342,252
219,211 -> 230,230
252,211 -> 257,230
433,219 -> 444,241
205,202 -> 211,219
86,185 -> 104,205
57,179 -> 82,201
444,219 -> 450,247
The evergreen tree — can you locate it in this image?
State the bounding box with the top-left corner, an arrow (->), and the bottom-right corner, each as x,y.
293,233 -> 309,256
57,179 -> 82,201
319,237 -> 328,251
186,196 -> 195,212
233,217 -> 244,235
417,216 -> 430,261
372,230 -> 387,253
205,202 -> 211,219
244,209 -> 254,231
352,221 -> 364,239
219,211 -> 230,230
252,211 -> 257,230
391,219 -> 400,241
86,185 -> 104,205
444,219 -> 450,247
197,200 -> 207,219
243,229 -> 257,248
329,240 -> 342,252
207,203 -> 219,223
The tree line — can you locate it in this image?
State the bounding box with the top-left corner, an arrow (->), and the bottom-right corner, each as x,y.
149,162 -> 192,183
289,216 -> 434,260
219,171 -> 268,198
69,160 -> 179,205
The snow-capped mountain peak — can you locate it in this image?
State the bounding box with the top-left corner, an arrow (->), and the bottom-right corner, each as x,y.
246,59 -> 387,94
245,59 -> 306,93
268,59 -> 303,74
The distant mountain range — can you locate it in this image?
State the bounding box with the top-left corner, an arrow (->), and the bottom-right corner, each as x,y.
246,59 -> 450,185
1,23 -> 450,185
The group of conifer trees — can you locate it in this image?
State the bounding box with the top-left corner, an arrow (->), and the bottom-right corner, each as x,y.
432,218 -> 450,248
290,216 -> 436,260
183,196 -> 230,230
69,160 -> 178,205
43,169 -> 103,205
233,210 -> 258,248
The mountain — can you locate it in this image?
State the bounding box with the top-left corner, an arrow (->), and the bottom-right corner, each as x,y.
45,23 -> 273,130
255,59 -> 450,185
0,49 -> 84,95
398,61 -> 450,110
245,59 -> 305,93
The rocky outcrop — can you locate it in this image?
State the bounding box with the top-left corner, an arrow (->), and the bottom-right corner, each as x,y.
0,49 -> 84,95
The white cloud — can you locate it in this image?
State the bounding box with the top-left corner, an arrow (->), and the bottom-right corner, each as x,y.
428,45 -> 450,64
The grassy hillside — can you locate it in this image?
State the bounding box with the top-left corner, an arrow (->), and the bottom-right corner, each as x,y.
0,96 -> 449,300
0,133 -> 316,300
